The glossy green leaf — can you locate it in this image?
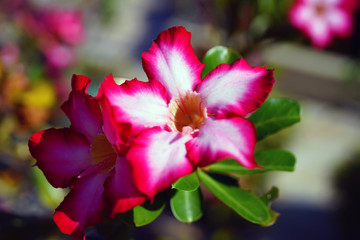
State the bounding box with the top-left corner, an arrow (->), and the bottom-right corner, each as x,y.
209,149 -> 296,174
121,192 -> 166,227
170,188 -> 203,223
201,46 -> 241,79
260,187 -> 279,205
132,201 -> 166,227
172,172 -> 199,191
248,98 -> 301,141
198,170 -> 273,226
260,187 -> 279,225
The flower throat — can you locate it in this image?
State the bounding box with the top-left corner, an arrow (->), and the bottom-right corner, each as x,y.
169,92 -> 207,133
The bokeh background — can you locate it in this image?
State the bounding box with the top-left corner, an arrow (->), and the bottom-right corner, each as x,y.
0,0 -> 360,239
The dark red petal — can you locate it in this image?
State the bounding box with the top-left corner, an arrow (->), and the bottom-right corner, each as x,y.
104,157 -> 147,218
29,128 -> 92,188
53,171 -> 110,239
61,74 -> 103,142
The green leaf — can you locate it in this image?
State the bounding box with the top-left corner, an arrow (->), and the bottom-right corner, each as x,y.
248,98 -> 301,141
172,172 -> 199,191
201,46 -> 241,79
198,170 -> 273,226
132,201 -> 166,227
170,188 -> 203,223
260,187 -> 279,205
208,149 -> 296,174
120,192 -> 167,227
260,187 -> 279,225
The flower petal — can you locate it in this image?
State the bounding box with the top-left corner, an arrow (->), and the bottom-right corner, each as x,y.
186,117 -> 258,169
308,17 -> 332,47
198,59 -> 275,118
289,3 -> 314,28
326,8 -> 352,36
104,156 -> 147,218
142,26 -> 204,99
100,94 -> 131,150
127,127 -> 194,199
53,171 -> 109,239
29,128 -> 92,188
98,75 -> 169,142
61,74 -> 103,142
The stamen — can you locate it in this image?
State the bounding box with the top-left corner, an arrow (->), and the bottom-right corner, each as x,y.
168,92 -> 207,133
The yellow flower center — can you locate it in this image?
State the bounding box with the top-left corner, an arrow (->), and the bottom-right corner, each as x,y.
168,92 -> 207,133
90,134 -> 117,165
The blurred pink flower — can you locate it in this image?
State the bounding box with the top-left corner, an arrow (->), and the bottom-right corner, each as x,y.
16,7 -> 84,45
15,7 -> 84,69
289,0 -> 358,48
43,9 -> 84,45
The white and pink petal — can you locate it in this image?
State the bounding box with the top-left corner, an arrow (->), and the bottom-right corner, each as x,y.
100,95 -> 132,150
127,127 -> 194,199
326,8 -> 352,36
98,75 -> 169,142
142,26 -> 204,99
198,59 -> 275,118
103,157 -> 147,218
186,117 -> 259,169
28,128 -> 92,188
289,3 -> 314,28
308,17 -> 332,47
53,171 -> 110,239
61,74 -> 103,142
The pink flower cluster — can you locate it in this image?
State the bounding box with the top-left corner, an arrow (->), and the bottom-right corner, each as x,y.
289,0 -> 359,48
29,26 -> 275,239
16,6 -> 84,70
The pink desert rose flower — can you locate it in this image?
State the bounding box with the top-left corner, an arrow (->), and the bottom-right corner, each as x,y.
28,75 -> 146,239
289,0 -> 359,48
98,26 -> 275,200
17,8 -> 84,46
44,9 -> 84,45
15,7 -> 84,70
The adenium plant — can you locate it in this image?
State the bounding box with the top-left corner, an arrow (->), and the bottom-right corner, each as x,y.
98,26 -> 275,199
28,26 -> 300,239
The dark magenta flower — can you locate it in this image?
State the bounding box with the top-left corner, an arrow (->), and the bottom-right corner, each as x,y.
28,75 -> 146,239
